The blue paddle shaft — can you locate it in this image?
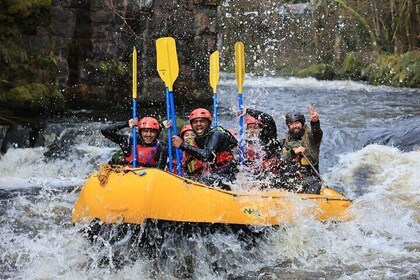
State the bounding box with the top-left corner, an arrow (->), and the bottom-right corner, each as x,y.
238,93 -> 244,165
132,98 -> 137,168
165,88 -> 173,171
169,91 -> 182,175
213,93 -> 218,127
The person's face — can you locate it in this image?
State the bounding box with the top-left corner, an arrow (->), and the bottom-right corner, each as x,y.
182,130 -> 196,142
141,128 -> 158,144
191,118 -> 210,136
288,121 -> 302,135
246,123 -> 262,137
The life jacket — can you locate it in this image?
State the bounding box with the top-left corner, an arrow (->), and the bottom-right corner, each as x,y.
169,152 -> 184,175
244,141 -> 260,161
124,142 -> 160,167
212,151 -> 235,169
282,127 -> 317,176
282,126 -> 311,166
184,139 -> 235,176
260,157 -> 283,174
183,140 -> 205,176
243,141 -> 261,172
209,127 -> 237,172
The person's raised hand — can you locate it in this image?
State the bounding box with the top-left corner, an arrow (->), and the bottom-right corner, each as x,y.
128,118 -> 138,129
171,135 -> 183,148
307,104 -> 319,122
162,119 -> 172,129
238,106 -> 247,117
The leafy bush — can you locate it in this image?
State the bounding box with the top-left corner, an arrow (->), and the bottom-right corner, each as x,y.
366,51 -> 420,88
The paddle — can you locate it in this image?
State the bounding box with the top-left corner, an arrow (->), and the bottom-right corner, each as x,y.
156,37 -> 182,175
235,42 -> 245,165
302,153 -> 325,184
132,47 -> 138,168
210,50 -> 220,127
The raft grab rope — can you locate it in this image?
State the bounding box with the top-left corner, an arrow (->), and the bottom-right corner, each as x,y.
96,164 -> 147,186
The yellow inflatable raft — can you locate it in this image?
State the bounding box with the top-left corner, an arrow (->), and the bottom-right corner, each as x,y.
72,166 -> 352,226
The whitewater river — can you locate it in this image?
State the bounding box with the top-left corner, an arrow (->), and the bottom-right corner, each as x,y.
1,75 -> 419,279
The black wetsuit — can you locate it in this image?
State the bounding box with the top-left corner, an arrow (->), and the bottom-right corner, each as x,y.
101,121 -> 168,170
179,126 -> 238,189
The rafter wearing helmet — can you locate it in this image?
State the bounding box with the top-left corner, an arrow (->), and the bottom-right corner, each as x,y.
171,108 -> 238,190
101,116 -> 168,169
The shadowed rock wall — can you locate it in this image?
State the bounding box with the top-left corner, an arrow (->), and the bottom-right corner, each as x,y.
19,0 -> 220,110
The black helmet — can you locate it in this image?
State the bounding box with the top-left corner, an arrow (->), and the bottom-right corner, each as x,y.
286,111 -> 305,126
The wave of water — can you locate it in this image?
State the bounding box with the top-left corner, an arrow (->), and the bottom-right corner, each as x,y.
0,75 -> 419,278
1,144 -> 419,279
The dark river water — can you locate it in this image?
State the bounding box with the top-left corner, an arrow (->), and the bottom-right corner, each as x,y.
1,75 -> 419,279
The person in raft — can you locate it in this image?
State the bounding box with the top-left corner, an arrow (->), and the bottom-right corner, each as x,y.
163,122 -> 198,174
279,105 -> 323,194
171,108 -> 238,190
101,117 -> 168,169
240,108 -> 283,176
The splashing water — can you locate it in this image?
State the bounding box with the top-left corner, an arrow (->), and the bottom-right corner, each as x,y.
0,76 -> 419,279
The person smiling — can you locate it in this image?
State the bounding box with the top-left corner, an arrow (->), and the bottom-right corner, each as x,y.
280,105 -> 323,193
101,117 -> 168,169
171,108 -> 238,190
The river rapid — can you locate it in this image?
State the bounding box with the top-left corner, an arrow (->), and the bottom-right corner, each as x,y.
1,75 -> 419,279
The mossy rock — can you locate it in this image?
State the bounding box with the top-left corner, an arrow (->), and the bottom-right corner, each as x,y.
275,64 -> 297,77
400,51 -> 420,88
0,83 -> 64,115
366,51 -> 420,88
296,64 -> 335,80
85,60 -> 129,78
4,0 -> 52,17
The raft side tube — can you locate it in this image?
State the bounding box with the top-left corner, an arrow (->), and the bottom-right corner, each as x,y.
72,168 -> 353,226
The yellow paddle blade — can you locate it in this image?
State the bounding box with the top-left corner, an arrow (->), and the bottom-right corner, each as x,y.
132,47 -> 137,99
156,37 -> 179,91
235,42 -> 245,93
209,50 -> 220,93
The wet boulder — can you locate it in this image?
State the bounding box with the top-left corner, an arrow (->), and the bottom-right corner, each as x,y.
0,125 -> 45,154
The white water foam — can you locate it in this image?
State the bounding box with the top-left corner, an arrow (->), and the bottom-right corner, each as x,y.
219,72 -> 415,93
1,144 -> 419,279
0,146 -> 116,190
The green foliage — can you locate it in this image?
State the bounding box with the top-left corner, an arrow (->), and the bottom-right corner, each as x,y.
4,0 -> 51,17
366,51 -> 420,88
335,0 -> 378,51
296,64 -> 335,80
275,64 -> 296,77
0,25 -> 28,66
85,60 -> 129,77
337,52 -> 366,80
0,83 -> 65,114
38,52 -> 57,70
0,6 -> 58,111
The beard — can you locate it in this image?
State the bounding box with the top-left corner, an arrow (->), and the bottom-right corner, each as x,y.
290,127 -> 305,139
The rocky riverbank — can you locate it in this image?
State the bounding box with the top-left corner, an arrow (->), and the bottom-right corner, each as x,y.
292,51 -> 419,88
0,0 -> 219,118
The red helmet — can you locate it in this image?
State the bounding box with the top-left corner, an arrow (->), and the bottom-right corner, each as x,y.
189,108 -> 212,122
245,116 -> 264,126
180,124 -> 193,137
138,117 -> 160,130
